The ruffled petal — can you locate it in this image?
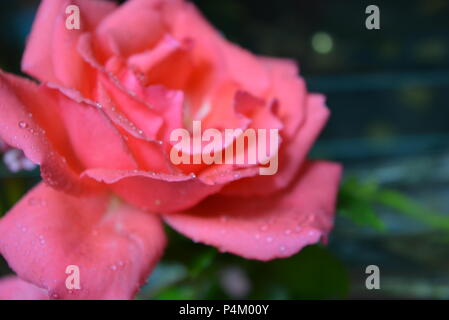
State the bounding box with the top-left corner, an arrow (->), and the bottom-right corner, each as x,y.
83,169 -> 222,213
95,0 -> 166,58
22,0 -> 116,92
164,161 -> 342,261
260,57 -> 307,138
0,183 -> 166,300
52,83 -> 138,171
221,94 -> 329,196
0,71 -> 93,193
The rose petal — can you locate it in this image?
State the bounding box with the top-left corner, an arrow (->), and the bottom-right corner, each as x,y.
0,182 -> 166,300
96,74 -> 164,141
55,85 -> 139,171
0,71 -> 95,193
127,35 -> 192,89
221,94 -> 329,196
22,0 -> 116,91
219,43 -> 270,97
0,276 -> 49,300
95,0 -> 165,58
260,57 -> 307,138
83,169 -> 222,213
164,161 -> 342,261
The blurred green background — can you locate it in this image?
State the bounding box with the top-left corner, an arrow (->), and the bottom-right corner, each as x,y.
0,0 -> 449,299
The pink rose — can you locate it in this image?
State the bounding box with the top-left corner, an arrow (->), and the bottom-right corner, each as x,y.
0,0 -> 341,300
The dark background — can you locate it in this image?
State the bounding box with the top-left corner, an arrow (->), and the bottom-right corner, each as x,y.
0,0 -> 449,299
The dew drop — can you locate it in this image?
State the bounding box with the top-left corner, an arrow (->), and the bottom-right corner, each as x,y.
18,121 -> 28,129
284,229 -> 292,235
110,265 -> 117,271
266,236 -> 273,243
259,224 -> 268,232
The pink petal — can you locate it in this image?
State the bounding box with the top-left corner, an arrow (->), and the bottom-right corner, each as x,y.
260,57 -> 307,138
133,38 -> 194,90
0,71 -> 93,194
218,42 -> 270,97
221,94 -> 330,196
0,182 -> 166,300
164,161 -> 342,261
53,83 -> 139,171
22,0 -> 116,91
0,71 -> 138,192
144,85 -> 184,142
95,0 -> 165,58
83,169 -> 223,213
0,276 -> 49,300
96,73 -> 164,141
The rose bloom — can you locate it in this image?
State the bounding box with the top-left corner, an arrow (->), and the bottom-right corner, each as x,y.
0,0 -> 341,300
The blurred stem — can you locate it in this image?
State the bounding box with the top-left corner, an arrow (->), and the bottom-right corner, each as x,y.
376,189 -> 449,230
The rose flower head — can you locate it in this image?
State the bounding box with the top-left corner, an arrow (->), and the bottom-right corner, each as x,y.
0,0 -> 341,300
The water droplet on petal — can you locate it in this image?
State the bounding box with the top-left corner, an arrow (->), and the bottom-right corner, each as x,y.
18,121 -> 28,129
